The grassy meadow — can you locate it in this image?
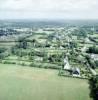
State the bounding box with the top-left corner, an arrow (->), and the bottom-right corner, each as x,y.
0,63 -> 92,100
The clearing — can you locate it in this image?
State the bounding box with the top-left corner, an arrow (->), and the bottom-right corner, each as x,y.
0,63 -> 91,100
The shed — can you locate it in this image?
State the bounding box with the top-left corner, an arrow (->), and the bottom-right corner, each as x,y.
72,68 -> 80,76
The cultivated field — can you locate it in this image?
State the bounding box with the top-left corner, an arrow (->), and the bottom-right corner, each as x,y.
0,63 -> 91,100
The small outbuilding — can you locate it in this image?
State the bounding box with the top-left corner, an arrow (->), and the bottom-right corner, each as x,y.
72,67 -> 80,77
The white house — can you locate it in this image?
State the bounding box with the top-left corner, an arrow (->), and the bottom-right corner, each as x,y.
64,56 -> 71,70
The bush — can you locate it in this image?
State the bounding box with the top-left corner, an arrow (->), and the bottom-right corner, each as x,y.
19,63 -> 27,66
29,62 -> 61,69
2,61 -> 16,64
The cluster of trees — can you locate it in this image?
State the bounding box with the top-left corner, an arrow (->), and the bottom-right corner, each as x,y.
72,28 -> 87,38
85,55 -> 96,69
86,45 -> 98,54
0,28 -> 20,36
89,76 -> 98,100
16,38 -> 28,49
0,47 -> 7,59
48,54 -> 64,63
16,37 -> 51,49
69,41 -> 78,49
29,50 -> 47,60
29,50 -> 64,63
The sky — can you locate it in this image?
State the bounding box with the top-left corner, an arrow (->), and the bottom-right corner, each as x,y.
0,0 -> 98,20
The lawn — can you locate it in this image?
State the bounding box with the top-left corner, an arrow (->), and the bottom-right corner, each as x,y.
0,63 -> 92,100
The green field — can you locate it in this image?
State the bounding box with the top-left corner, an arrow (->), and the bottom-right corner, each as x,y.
0,63 -> 91,100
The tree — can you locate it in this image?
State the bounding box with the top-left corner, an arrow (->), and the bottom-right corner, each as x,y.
0,47 -> 6,53
89,76 -> 98,100
11,46 -> 16,55
0,47 -> 7,60
0,53 -> 4,59
32,39 -> 36,47
22,40 -> 28,49
17,39 -> 28,49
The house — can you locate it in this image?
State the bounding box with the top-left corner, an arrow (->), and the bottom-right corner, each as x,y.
72,67 -> 80,77
64,56 -> 71,70
60,46 -> 64,49
91,54 -> 98,61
